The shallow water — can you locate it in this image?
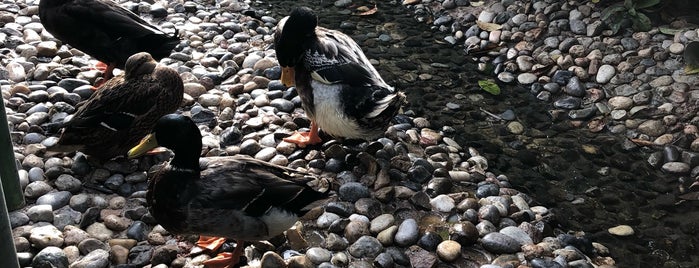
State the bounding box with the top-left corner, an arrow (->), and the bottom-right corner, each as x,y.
260,1 -> 699,267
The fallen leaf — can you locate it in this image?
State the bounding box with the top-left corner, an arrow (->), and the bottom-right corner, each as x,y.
478,80 -> 500,95
476,20 -> 502,31
629,138 -> 655,146
358,5 -> 377,16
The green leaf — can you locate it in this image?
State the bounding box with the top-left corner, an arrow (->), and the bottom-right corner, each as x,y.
601,5 -> 627,21
632,12 -> 652,31
659,26 -> 683,35
478,80 -> 501,95
634,0 -> 660,9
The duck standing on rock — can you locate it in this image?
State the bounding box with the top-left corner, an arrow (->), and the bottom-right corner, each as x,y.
38,0 -> 180,83
274,6 -> 406,147
47,52 -> 184,161
128,113 -> 330,268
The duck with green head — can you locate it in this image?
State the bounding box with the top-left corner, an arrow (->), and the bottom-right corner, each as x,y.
274,6 -> 406,147
128,113 -> 329,268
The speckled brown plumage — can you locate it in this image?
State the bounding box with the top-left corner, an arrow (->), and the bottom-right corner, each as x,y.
48,52 -> 184,161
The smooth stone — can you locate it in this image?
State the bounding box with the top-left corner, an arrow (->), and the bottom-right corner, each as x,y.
348,236 -> 383,258
481,232 -> 521,253
36,191 -> 72,209
32,246 -> 68,268
370,214 -> 395,234
500,226 -> 534,246
607,225 -> 633,237
436,240 -> 461,262
27,204 -> 54,222
596,64 -> 616,83
306,247 -> 332,264
394,219 -> 419,247
30,225 -> 64,248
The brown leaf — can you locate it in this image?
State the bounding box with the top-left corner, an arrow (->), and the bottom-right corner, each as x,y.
629,138 -> 655,146
476,20 -> 502,31
358,5 -> 377,16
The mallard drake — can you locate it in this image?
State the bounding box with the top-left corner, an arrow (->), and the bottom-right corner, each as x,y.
47,52 -> 184,161
39,0 -> 179,81
273,6 -> 406,147
128,113 -> 329,268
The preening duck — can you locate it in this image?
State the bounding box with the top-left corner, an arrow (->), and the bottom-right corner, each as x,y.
128,113 -> 329,268
274,6 -> 406,147
47,52 -> 184,161
38,0 -> 180,81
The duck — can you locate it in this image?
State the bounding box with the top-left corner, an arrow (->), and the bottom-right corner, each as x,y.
273,6 -> 406,148
127,113 -> 330,268
38,0 -> 180,82
47,52 -> 184,161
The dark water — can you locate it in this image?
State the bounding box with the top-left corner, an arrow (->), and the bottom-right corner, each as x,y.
258,1 -> 699,267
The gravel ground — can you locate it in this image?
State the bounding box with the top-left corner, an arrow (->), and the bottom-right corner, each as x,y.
2,0 -> 699,267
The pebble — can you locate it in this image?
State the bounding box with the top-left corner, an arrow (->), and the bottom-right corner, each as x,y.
436,240 -> 461,262
30,225 -> 65,248
394,219 -> 419,247
348,236 -> 384,258
32,246 -> 68,268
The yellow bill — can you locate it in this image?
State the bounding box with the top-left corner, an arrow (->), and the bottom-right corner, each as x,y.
128,134 -> 159,158
281,67 -> 295,87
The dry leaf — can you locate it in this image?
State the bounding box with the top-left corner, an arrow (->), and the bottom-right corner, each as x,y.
358,5 -> 377,16
476,20 -> 502,31
629,138 -> 655,146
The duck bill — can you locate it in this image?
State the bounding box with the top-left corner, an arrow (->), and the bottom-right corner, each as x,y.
128,134 -> 159,158
281,67 -> 295,87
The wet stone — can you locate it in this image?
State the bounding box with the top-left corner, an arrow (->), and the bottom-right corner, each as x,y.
395,218 -> 419,247
36,191 -> 71,209
481,232 -> 521,253
32,246 -> 68,268
348,236 -> 383,258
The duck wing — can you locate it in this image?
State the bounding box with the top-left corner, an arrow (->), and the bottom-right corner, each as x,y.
306,28 -> 388,88
64,78 -> 156,132
194,156 -> 328,217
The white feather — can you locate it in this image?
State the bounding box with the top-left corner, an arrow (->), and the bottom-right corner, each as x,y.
260,207 -> 298,238
310,81 -> 365,138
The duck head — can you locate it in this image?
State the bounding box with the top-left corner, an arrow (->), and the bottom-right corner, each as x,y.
274,7 -> 318,87
128,114 -> 202,169
124,52 -> 157,80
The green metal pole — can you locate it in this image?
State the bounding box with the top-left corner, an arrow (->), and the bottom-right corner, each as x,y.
0,175 -> 20,268
0,97 -> 24,210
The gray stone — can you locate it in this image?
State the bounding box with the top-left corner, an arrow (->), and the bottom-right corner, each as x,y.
348,236 -> 383,258
395,218 -> 419,247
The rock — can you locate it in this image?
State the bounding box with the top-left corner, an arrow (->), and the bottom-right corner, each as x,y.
260,251 -> 286,268
32,246 -> 68,268
306,247 -> 332,264
348,236 -> 383,258
370,214 -> 395,234
481,232 -> 521,253
69,249 -> 109,268
596,64 -> 615,83
395,219 -> 419,247
608,225 -> 635,236
36,191 -> 72,209
27,204 -> 54,222
405,245 -> 438,268
151,244 -> 179,265
436,240 -> 461,262
30,225 -> 64,248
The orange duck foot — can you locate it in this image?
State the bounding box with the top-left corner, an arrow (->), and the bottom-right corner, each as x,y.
202,241 -> 245,268
196,236 -> 228,252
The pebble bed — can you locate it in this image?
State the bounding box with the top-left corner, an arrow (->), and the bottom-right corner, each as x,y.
2,0 -> 698,267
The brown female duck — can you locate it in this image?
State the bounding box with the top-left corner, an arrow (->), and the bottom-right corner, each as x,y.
128,113 -> 329,268
47,52 -> 184,161
274,7 -> 406,147
39,0 -> 179,81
